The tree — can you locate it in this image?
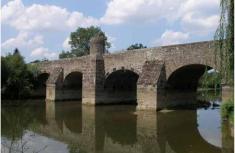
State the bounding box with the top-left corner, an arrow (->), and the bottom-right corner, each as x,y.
2,49 -> 37,99
198,71 -> 221,89
59,50 -> 75,59
127,43 -> 147,50
59,26 -> 111,58
29,58 -> 48,63
214,0 -> 234,84
1,56 -> 9,87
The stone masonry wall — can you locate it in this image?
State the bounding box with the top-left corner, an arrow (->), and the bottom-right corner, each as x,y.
38,41 -> 216,84
37,40 -> 217,110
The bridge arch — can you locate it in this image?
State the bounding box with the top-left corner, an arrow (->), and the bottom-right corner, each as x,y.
62,71 -> 83,100
105,67 -> 141,78
63,68 -> 84,80
103,69 -> 139,104
166,64 -> 215,91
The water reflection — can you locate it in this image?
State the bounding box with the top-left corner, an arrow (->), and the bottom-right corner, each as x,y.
1,97 -> 234,153
1,102 -> 47,153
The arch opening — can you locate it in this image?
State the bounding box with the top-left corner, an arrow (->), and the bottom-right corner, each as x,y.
104,70 -> 139,104
167,64 -> 213,91
62,72 -> 83,100
163,64 -> 221,108
33,73 -> 49,98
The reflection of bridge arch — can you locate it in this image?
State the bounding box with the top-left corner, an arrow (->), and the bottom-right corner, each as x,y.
104,69 -> 139,104
197,108 -> 222,148
54,102 -> 82,134
41,105 -> 225,153
103,110 -> 137,145
157,110 -> 221,153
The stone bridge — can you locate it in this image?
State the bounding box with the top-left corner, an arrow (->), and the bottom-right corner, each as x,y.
36,35 -> 218,110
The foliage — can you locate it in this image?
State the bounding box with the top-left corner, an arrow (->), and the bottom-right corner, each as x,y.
1,49 -> 39,99
215,0 -> 234,124
59,50 -> 75,59
29,58 -> 48,63
198,71 -> 221,89
221,98 -> 234,123
214,0 -> 234,85
127,43 -> 147,50
59,26 -> 111,58
197,90 -> 221,103
1,56 -> 9,87
27,64 -> 39,77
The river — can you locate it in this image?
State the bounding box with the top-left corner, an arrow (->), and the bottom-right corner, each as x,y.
1,91 -> 234,153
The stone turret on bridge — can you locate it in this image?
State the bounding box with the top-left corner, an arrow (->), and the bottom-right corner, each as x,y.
37,34 -> 218,111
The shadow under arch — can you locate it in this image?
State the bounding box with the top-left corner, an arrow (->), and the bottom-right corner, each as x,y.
162,64 -> 220,107
167,64 -> 214,91
33,72 -> 50,98
62,71 -> 83,100
103,69 -> 139,104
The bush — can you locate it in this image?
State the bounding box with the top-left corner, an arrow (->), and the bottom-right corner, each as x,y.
221,98 -> 234,123
198,71 -> 221,89
1,49 -> 38,99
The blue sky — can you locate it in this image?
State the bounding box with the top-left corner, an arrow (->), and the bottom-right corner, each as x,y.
1,0 -> 220,62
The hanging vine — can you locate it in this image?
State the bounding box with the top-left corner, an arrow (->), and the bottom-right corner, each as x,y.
214,0 -> 234,85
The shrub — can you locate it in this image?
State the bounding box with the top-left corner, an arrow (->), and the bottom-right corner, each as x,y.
221,98 -> 234,123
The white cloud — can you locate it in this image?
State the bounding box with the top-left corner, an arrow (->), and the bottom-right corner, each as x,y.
1,32 -> 57,60
2,32 -> 44,50
178,0 -> 219,34
107,35 -> 116,52
2,0 -> 99,32
100,0 -> 185,24
66,12 -> 99,29
153,30 -> 189,46
31,47 -> 58,59
101,0 -> 219,35
1,0 -> 24,23
1,0 -> 100,61
62,37 -> 71,51
179,0 -> 219,15
181,13 -> 219,34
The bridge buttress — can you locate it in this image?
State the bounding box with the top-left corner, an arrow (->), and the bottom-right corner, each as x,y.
137,60 -> 167,110
46,67 -> 63,101
82,34 -> 105,105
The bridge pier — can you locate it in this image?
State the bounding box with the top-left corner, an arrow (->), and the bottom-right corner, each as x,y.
82,55 -> 105,105
137,85 -> 157,110
136,60 -> 166,111
46,84 -> 56,101
82,34 -> 105,105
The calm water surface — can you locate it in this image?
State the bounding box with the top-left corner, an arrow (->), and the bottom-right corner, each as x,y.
1,92 -> 234,153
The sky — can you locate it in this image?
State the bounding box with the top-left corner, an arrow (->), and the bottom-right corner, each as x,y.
1,0 -> 220,62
